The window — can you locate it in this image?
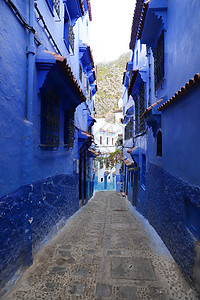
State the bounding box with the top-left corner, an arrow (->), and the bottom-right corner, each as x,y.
157,130 -> 162,157
112,138 -> 114,145
134,94 -> 139,134
154,30 -> 164,91
186,199 -> 200,240
64,109 -> 75,149
100,161 -> 103,169
100,136 -> 102,145
136,50 -> 138,66
64,9 -> 74,53
101,178 -> 103,182
107,137 -> 109,145
130,117 -> 133,136
40,86 -> 60,149
84,73 -> 87,93
141,154 -> 146,188
79,64 -> 83,82
139,82 -> 145,132
46,0 -> 60,17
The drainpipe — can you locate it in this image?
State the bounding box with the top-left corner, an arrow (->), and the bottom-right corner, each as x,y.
27,0 -> 35,122
23,0 -> 35,267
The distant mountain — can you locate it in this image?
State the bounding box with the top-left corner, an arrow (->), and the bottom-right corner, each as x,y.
94,53 -> 130,120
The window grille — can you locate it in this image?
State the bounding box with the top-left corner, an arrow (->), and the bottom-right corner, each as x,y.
139,82 -> 145,132
125,123 -> 129,140
134,94 -> 139,134
141,154 -> 146,188
157,130 -> 162,157
68,20 -> 75,53
40,87 -> 60,149
130,117 -> 133,136
79,64 -> 83,82
46,0 -> 60,17
52,0 -> 60,17
64,11 -> 74,54
154,30 -> 164,91
64,109 -> 75,149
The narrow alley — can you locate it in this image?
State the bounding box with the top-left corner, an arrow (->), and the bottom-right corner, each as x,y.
3,192 -> 199,300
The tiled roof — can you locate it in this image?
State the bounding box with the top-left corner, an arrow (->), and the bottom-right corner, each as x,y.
88,148 -> 99,156
128,69 -> 139,96
124,159 -> 134,166
127,146 -> 138,154
86,0 -> 92,21
137,0 -> 151,40
129,0 -> 144,50
81,131 -> 93,138
142,98 -> 163,117
121,157 -> 127,161
78,0 -> 85,15
104,171 -> 110,174
89,114 -> 96,122
83,43 -> 95,69
100,128 -> 106,132
158,73 -> 200,111
44,50 -> 86,102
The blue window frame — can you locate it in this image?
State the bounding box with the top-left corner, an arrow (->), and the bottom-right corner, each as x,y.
64,109 -> 75,149
141,154 -> 146,188
64,8 -> 75,53
40,86 -> 60,150
186,199 -> 200,241
45,0 -> 60,17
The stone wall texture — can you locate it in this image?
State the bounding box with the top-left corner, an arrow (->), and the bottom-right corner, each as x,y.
0,174 -> 79,292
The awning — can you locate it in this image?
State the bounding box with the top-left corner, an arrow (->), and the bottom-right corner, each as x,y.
63,0 -> 84,26
139,0 -> 168,49
124,159 -> 134,167
88,114 -> 96,126
36,47 -> 86,108
88,148 -> 99,156
131,146 -> 139,165
79,42 -> 94,73
128,69 -> 146,97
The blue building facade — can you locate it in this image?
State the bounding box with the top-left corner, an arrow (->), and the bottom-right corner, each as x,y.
122,0 -> 200,292
0,0 -> 96,294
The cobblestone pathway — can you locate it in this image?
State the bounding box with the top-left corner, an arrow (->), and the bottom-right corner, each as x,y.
3,191 -> 199,300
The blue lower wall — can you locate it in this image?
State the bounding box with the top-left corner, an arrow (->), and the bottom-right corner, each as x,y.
0,173 -> 79,292
142,162 -> 199,281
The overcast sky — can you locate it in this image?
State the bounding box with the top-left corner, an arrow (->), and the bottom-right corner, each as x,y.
89,0 -> 136,64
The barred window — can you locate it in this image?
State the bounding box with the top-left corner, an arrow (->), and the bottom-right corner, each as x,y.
64,109 -> 75,149
139,82 -> 145,132
141,154 -> 146,188
64,10 -> 75,53
134,94 -> 139,134
53,0 -> 60,17
79,64 -> 83,82
40,87 -> 60,149
154,30 -> 164,91
157,130 -> 162,157
46,0 -> 60,17
130,117 -> 133,136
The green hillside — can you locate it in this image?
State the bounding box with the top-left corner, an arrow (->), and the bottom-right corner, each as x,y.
95,52 -> 130,118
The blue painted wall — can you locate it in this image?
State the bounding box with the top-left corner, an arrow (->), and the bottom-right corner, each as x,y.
0,0 -> 96,294
122,0 -> 200,289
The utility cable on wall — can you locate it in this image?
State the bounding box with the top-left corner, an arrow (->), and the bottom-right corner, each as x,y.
4,0 -> 41,45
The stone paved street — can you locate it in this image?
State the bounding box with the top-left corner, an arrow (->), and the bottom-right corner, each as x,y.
3,192 -> 200,300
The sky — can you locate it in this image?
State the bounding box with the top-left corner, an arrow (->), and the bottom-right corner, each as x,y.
89,0 -> 136,64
